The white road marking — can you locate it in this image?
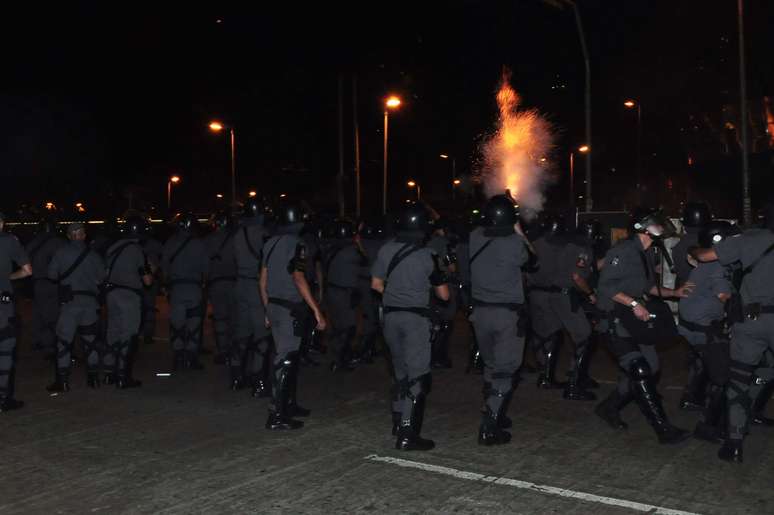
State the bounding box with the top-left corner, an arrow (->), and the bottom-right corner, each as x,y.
364,454 -> 702,515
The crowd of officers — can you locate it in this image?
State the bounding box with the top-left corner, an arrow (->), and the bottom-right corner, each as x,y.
0,196 -> 772,463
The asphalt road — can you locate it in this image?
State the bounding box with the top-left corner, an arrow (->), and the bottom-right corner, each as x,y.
1,298 -> 772,514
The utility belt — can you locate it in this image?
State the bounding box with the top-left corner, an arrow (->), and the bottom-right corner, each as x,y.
237,274 -> 259,281
58,284 -> 98,304
328,283 -> 362,308
268,297 -> 311,337
741,303 -> 774,322
0,291 -> 13,305
679,317 -> 724,336
327,282 -> 355,292
382,306 -> 430,318
207,276 -> 236,287
530,285 -> 583,312
471,298 -> 523,311
104,283 -> 143,297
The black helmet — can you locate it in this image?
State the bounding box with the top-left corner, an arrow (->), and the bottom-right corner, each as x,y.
482,195 -> 519,227
698,220 -> 740,248
173,212 -> 198,232
682,202 -> 711,229
210,211 -> 232,230
397,202 -> 432,233
123,216 -> 147,236
578,219 -> 602,242
542,215 -> 566,236
243,196 -> 272,219
331,219 -> 355,239
631,207 -> 669,237
37,217 -> 57,234
275,199 -> 310,226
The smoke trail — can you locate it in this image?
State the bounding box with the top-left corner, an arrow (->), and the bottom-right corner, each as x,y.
479,72 -> 555,219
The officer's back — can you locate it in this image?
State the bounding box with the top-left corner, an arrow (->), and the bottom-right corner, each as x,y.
162,227 -> 207,283
234,217 -> 266,278
26,227 -> 65,280
470,226 -> 528,305
48,225 -> 105,304
106,237 -> 146,290
205,228 -> 236,280
376,239 -> 435,309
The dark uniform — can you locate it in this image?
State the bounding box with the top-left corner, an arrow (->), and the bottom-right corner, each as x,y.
427,231 -> 457,369
298,227 -> 323,366
469,195 -> 529,445
594,210 -> 689,445
672,203 -> 711,288
714,227 -> 774,461
0,231 -> 30,410
356,224 -> 385,362
104,231 -> 149,388
162,215 -> 207,370
233,214 -> 271,394
323,221 -> 363,371
372,203 -> 448,451
25,225 -> 66,355
263,201 -> 318,431
47,230 -> 106,391
204,221 -> 237,373
140,235 -> 163,345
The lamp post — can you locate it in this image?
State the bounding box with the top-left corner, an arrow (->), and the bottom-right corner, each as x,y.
624,100 -> 643,202
209,121 -> 236,208
407,180 -> 421,201
440,154 -> 457,199
383,95 -> 402,215
570,146 -> 589,207
167,175 -> 181,211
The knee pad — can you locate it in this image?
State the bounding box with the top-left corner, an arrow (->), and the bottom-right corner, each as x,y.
628,357 -> 652,381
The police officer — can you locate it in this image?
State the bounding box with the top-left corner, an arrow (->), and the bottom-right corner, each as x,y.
25,218 -> 65,358
469,195 -> 532,445
298,222 -> 324,367
528,215 -> 568,389
371,202 -> 450,451
233,198 -> 272,395
139,225 -> 164,346
323,219 -> 363,372
575,219 -> 606,389
261,199 -> 326,430
355,219 -> 385,363
678,221 -> 736,442
46,223 -> 106,392
427,220 -> 457,369
104,216 -> 153,388
162,213 -> 208,371
594,209 -> 693,445
693,203 -> 774,462
0,212 -> 32,412
204,211 -> 237,379
672,202 -> 711,288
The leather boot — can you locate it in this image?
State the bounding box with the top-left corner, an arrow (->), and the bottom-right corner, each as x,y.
172,350 -> 185,371
595,389 -> 630,430
87,370 -> 101,389
694,386 -> 725,443
563,354 -> 596,401
536,335 -> 564,389
679,353 -> 708,411
0,395 -> 24,412
395,391 -> 434,451
718,438 -> 744,463
185,351 -> 205,371
287,354 -> 310,417
478,405 -> 512,446
751,378 -> 774,426
631,373 -> 691,445
266,354 -> 304,430
575,341 -> 599,389
391,411 -> 401,436
46,372 -> 71,393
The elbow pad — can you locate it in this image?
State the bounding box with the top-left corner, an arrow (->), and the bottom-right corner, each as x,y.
287,243 -> 308,274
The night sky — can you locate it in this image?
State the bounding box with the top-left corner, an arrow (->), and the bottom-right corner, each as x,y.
2,1 -> 772,219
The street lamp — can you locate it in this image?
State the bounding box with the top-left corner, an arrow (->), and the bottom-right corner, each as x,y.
440,153 -> 458,199
569,146 -> 589,207
248,190 -> 257,197
624,99 -> 643,201
216,193 -> 224,199
209,121 -> 236,208
407,180 -> 421,200
167,175 -> 181,211
383,95 -> 402,215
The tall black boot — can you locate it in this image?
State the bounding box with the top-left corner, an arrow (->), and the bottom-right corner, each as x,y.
265,354 -> 303,430
478,387 -> 512,446
87,368 -> 101,389
185,350 -> 205,371
0,364 -> 24,412
694,385 -> 725,443
537,333 -> 564,389
564,340 -> 596,401
46,369 -> 71,393
431,321 -> 453,369
395,393 -> 435,451
288,351 -> 310,417
252,339 -> 272,398
172,350 -> 185,371
330,330 -> 355,373
629,359 -> 690,445
679,350 -> 708,411
751,377 -> 774,426
595,388 -> 631,430
229,338 -> 247,391
576,339 -> 599,389
718,438 -> 744,463
117,339 -> 142,389
358,333 -> 377,364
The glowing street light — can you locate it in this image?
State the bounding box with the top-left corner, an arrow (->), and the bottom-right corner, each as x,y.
248,190 -> 257,198
453,179 -> 462,186
383,95 -> 402,214
623,99 -> 643,201
578,145 -> 590,153
569,147 -> 589,208
407,180 -> 421,200
440,153 -> 458,199
45,202 -> 56,211
216,193 -> 224,199
208,120 -> 236,207
75,202 -> 85,213
167,175 -> 181,211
